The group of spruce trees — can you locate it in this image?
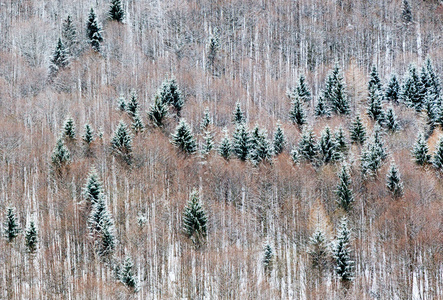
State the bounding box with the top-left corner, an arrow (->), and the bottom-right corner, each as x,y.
3,207 -> 39,257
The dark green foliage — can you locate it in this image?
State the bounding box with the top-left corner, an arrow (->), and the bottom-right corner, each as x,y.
51,138 -> 71,169
98,222 -> 116,257
49,38 -> 68,78
335,164 -> 354,212
131,113 -> 144,134
317,126 -> 340,165
323,64 -> 350,115
361,127 -> 387,178
424,57 -> 441,99
289,95 -> 307,129
62,15 -> 78,56
273,123 -> 285,155
385,107 -> 400,132
368,65 -> 382,93
3,207 -> 21,243
232,102 -> 245,125
423,93 -> 438,131
109,0 -> 124,22
334,127 -> 348,156
171,119 -> 197,155
218,128 -> 231,160
201,130 -> 214,155
232,123 -> 250,161
200,108 -> 212,131
183,190 -> 208,246
412,132 -> 431,166
290,148 -> 299,164
432,135 -> 443,170
121,256 -> 138,292
148,93 -> 169,127
86,8 -> 103,52
263,243 -> 274,275
401,0 -> 413,25
25,220 -> 38,255
126,91 -> 139,118
314,96 -> 330,117
110,121 -> 133,163
350,115 -> 366,145
249,128 -> 273,165
367,88 -> 385,125
206,28 -> 220,71
333,217 -> 354,285
88,196 -> 116,257
386,162 -> 404,198
82,123 -> 94,145
385,73 -> 400,103
308,229 -> 329,271
298,128 -> 318,163
159,78 -> 184,117
63,117 -> 76,140
83,168 -> 104,206
117,95 -> 126,112
291,75 -> 312,103
401,64 -> 424,111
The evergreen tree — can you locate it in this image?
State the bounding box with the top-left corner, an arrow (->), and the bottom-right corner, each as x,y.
385,106 -> 400,132
232,123 -> 250,161
83,168 -> 104,206
117,95 -> 126,112
385,73 -> 400,104
412,132 -> 431,166
350,115 -> 366,145
110,121 -> 133,164
263,243 -> 274,275
420,65 -> 431,100
308,229 -> 329,271
360,128 -> 387,178
335,164 -> 354,212
386,162 -> 404,198
131,112 -> 144,134
49,38 -> 68,78
218,128 -> 231,160
88,196 -> 114,235
367,88 -> 385,125
63,117 -> 76,140
159,78 -> 184,117
293,75 -> 312,103
249,125 -> 261,155
249,128 -> 273,165
368,65 -> 382,93
401,0 -> 413,25
273,123 -> 286,155
232,102 -> 245,125
3,207 -> 21,243
201,130 -> 214,156
171,119 -> 197,155
62,15 -> 78,57
121,256 -> 138,292
334,127 -> 348,156
200,108 -> 212,131
324,64 -> 350,115
314,95 -> 330,117
298,128 -> 318,163
25,220 -> 38,255
289,95 -> 307,129
290,148 -> 300,164
425,57 -> 441,99
126,91 -> 139,118
432,135 -> 443,170
332,217 -> 354,285
183,190 -> 208,246
206,28 -> 220,72
97,221 -> 115,257
82,123 -> 94,145
86,8 -> 103,52
423,93 -> 439,133
109,0 -> 124,22
401,64 -> 424,111
51,138 -> 71,169
148,93 -> 169,127
317,126 -> 340,165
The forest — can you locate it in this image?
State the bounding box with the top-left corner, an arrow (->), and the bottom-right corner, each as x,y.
0,0 -> 442,299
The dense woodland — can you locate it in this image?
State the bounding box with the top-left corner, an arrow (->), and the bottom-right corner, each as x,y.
1,0 -> 443,299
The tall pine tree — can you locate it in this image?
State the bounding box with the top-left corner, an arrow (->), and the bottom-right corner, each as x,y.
109,0 -> 124,22
412,132 -> 431,166
335,164 -> 354,212
232,102 -> 245,125
86,8 -> 103,52
218,128 -> 231,160
386,162 -> 404,198
3,207 -> 21,243
171,119 -> 197,155
148,93 -> 169,127
323,64 -> 350,115
232,123 -> 250,161
332,217 -> 354,286
25,219 -> 38,256
298,128 -> 318,164
350,115 -> 367,145
183,190 -> 208,246
273,123 -> 286,155
385,73 -> 400,104
110,121 -> 133,164
289,95 -> 307,129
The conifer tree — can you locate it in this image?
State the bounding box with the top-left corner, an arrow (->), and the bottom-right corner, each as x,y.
232,102 -> 245,125
425,57 -> 441,99
368,65 -> 382,93
121,256 -> 138,292
117,95 -> 127,112
350,115 -> 366,145
3,207 -> 21,243
385,73 -> 400,104
88,196 -> 114,235
432,135 -> 443,170
249,125 -> 261,155
420,66 -> 431,100
148,93 -> 169,127
232,123 -> 250,161
334,127 -> 348,156
82,123 -> 94,145
360,128 -> 387,178
109,0 -> 124,22
317,126 -> 340,165
126,91 -> 139,118
401,64 -> 424,111
367,88 -> 385,125
97,221 -> 116,257
401,0 -> 413,26
332,217 -> 354,286
25,219 -> 38,256
49,38 -> 68,79
83,168 -> 104,206
323,64 -> 350,115
298,128 -> 318,163
412,132 -> 431,166
51,138 -> 71,170
314,96 -> 330,118
171,119 -> 197,155
201,130 -> 214,156
263,243 -> 274,275
386,162 -> 404,198
131,113 -> 144,134
200,108 -> 212,131
183,190 -> 208,246
293,75 -> 312,103
110,121 -> 133,164
373,126 -> 388,161
249,128 -> 273,165
289,95 -> 307,129
159,78 -> 184,117
273,123 -> 285,155
385,107 -> 400,132
86,8 -> 103,52
63,117 -> 76,141
62,15 -> 78,57
335,164 -> 354,212
218,128 -> 231,160
308,229 -> 329,272
290,148 -> 300,164
206,28 -> 220,72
